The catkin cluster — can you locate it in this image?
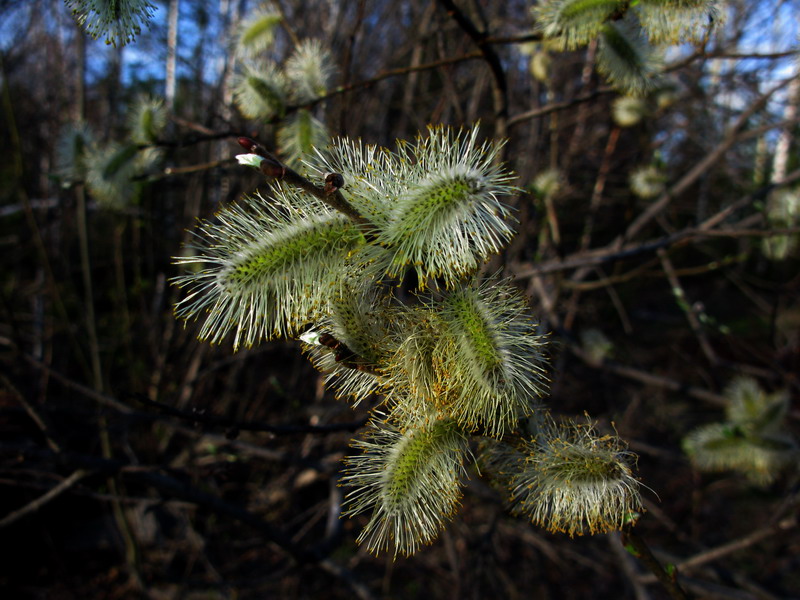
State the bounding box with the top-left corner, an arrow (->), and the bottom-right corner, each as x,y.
531,0 -> 721,95
174,125 -> 644,555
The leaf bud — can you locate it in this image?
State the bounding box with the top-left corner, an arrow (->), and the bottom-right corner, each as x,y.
324,172 -> 345,195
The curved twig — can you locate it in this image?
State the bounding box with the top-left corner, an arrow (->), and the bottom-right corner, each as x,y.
438,0 -> 509,143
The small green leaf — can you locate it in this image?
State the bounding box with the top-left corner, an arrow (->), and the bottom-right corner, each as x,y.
624,542 -> 640,556
239,12 -> 282,54
236,153 -> 263,169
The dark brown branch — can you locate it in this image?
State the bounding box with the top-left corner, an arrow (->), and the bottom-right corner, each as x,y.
620,77 -> 796,244
238,137 -> 370,228
622,528 -> 690,600
286,52 -> 484,112
1,374 -> 61,452
484,33 -> 544,45
513,167 -> 800,278
1,444 -> 306,564
438,0 -> 509,142
18,353 -> 369,436
637,514 -> 798,585
569,344 -> 727,407
664,48 -> 799,73
572,339 -> 800,414
657,247 -> 718,365
130,393 -> 369,437
508,89 -> 614,127
1,443 -> 371,598
317,333 -> 382,375
0,469 -> 89,528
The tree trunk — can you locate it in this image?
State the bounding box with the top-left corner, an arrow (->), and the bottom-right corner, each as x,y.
165,0 -> 180,111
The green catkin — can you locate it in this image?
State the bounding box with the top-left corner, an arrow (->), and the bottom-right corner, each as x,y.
248,76 -> 284,114
510,418 -> 643,536
342,417 -> 468,556
435,282 -> 549,436
174,124 -> 656,555
173,189 -> 364,349
67,0 -> 156,47
683,377 -> 797,485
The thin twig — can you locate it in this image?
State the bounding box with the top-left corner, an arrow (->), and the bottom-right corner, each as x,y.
508,88 -> 613,127
484,32 -> 544,45
15,350 -> 370,438
131,394 -> 369,436
75,184 -> 104,393
513,166 -> 800,279
159,158 -> 235,177
581,127 -> 621,251
318,558 -> 376,600
438,0 -> 509,143
0,477 -> 195,509
21,354 -> 135,414
0,469 -> 89,528
569,344 -> 727,407
657,248 -> 718,365
609,532 -> 652,600
300,51 -> 483,109
4,443 -> 372,598
620,77 -> 796,245
240,137 -> 371,228
621,529 -> 689,600
664,48 -> 798,73
1,374 -> 61,452
638,514 -> 798,585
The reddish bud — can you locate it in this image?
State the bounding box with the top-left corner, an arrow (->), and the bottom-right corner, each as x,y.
259,157 -> 286,179
237,136 -> 268,158
318,333 -> 340,350
237,136 -> 257,151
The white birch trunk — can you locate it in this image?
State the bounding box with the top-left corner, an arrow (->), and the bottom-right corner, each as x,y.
165,0 -> 180,111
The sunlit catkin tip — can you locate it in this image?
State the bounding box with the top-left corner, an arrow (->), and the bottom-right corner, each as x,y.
128,95 -> 166,144
341,417 -> 468,556
236,8 -> 282,58
511,419 -> 643,536
56,122 -> 95,184
531,168 -> 563,200
532,0 -> 622,50
276,110 -> 329,167
84,142 -> 141,209
682,376 -> 797,486
612,96 -> 648,128
629,165 -> 666,199
233,63 -> 287,120
637,0 -> 722,45
724,376 -> 790,432
376,127 -> 516,287
284,39 -> 336,104
761,187 -> 800,260
597,22 -> 661,96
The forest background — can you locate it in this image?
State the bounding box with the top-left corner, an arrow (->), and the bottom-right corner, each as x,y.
1,0 -> 799,598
